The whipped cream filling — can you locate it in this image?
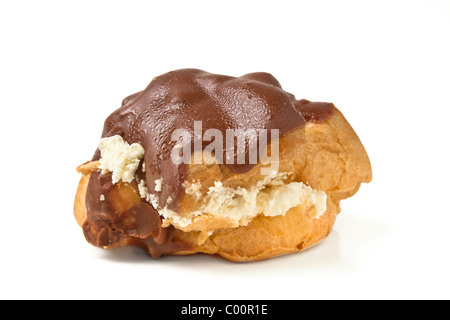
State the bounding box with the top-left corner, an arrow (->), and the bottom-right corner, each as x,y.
98,136 -> 327,230
98,135 -> 144,184
143,171 -> 327,229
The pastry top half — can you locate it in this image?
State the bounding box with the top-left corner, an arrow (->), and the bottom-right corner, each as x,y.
75,68 -> 372,260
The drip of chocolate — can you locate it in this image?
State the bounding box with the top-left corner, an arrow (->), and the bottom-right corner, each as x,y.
84,171 -> 189,257
85,69 -> 333,257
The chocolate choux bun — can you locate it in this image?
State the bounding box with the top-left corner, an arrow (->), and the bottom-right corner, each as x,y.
74,69 -> 372,262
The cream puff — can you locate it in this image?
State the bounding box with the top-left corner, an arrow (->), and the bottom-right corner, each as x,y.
74,69 -> 372,262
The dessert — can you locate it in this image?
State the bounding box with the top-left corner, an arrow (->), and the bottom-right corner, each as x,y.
73,69 -> 372,262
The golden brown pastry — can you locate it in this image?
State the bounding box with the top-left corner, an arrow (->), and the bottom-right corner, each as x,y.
74,69 -> 372,262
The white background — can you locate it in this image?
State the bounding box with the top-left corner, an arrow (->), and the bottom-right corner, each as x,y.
1,0 -> 449,300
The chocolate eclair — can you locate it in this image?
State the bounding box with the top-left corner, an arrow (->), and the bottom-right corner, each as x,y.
74,69 -> 372,262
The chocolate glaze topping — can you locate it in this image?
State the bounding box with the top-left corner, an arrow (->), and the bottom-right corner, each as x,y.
84,69 -> 333,257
